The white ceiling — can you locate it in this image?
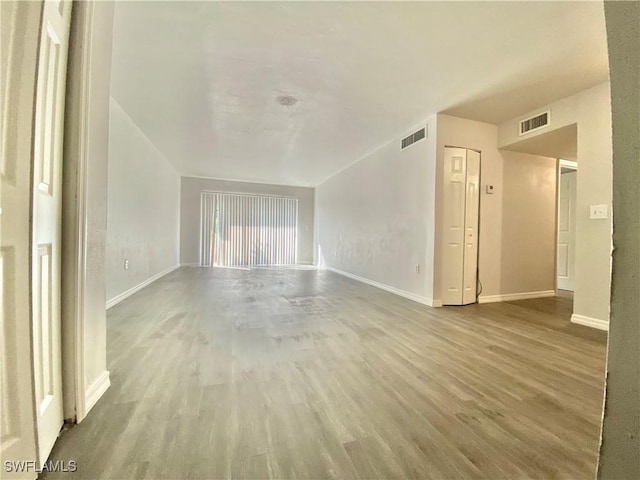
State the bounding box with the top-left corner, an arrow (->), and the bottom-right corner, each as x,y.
110,1 -> 609,187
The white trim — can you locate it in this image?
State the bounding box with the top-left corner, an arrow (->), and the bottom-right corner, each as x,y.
70,0 -> 95,424
559,159 -> 578,170
84,371 -> 110,416
478,290 -> 556,304
181,262 -> 201,267
327,267 -> 438,307
106,265 -> 179,309
571,314 -> 609,331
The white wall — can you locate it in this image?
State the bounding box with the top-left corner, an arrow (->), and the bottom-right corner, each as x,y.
316,117 -> 439,304
574,84 -> 613,325
498,82 -> 613,325
500,151 -> 557,295
316,114 -> 558,306
62,0 -> 115,421
82,6 -> 114,394
106,98 -> 180,304
434,115 -> 504,302
434,114 -> 557,303
180,176 -> 315,265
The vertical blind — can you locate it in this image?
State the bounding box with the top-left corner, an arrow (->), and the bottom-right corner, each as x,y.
200,192 -> 298,267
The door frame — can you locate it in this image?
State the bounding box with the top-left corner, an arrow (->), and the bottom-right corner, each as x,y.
61,0 -> 114,424
61,0 -> 92,423
61,0 -> 95,425
555,158 -> 578,295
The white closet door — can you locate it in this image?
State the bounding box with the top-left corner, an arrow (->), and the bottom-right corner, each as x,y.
462,150 -> 480,305
441,147 -> 480,306
441,147 -> 468,305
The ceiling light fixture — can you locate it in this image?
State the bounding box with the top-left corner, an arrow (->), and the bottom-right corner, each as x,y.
276,95 -> 298,106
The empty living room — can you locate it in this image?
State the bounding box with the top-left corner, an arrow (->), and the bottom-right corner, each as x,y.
1,1 -> 638,479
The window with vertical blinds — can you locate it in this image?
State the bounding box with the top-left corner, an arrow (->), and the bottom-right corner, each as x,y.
200,192 -> 298,267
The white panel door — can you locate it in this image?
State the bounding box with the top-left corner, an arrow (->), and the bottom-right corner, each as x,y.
462,150 -> 480,305
31,0 -> 71,465
1,0 -> 41,471
557,170 -> 577,291
441,147 -> 468,305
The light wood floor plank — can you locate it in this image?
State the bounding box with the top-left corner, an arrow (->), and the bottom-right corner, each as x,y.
43,267 -> 606,479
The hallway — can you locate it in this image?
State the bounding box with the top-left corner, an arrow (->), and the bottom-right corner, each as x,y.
44,267 -> 606,479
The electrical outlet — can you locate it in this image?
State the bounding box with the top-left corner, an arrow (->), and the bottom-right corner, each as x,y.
590,204 -> 608,219
415,264 -> 420,274
124,259 -> 129,270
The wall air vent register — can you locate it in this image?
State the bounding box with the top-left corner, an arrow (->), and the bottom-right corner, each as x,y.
401,127 -> 427,149
519,111 -> 550,136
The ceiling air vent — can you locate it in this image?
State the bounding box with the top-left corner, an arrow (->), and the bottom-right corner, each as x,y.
519,111 -> 550,136
401,127 -> 427,150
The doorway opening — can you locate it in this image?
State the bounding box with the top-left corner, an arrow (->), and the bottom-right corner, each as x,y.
500,123 -> 579,321
557,159 -> 578,290
557,159 -> 578,316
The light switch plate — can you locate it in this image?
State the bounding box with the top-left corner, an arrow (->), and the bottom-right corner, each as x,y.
590,204 -> 608,219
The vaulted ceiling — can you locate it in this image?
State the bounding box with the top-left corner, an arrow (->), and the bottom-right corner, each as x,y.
110,1 -> 609,186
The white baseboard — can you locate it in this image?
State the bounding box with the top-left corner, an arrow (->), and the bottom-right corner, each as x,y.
327,267 -> 437,307
478,290 -> 556,304
180,262 -> 200,267
84,370 -> 110,416
571,314 -> 609,331
106,264 -> 179,309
